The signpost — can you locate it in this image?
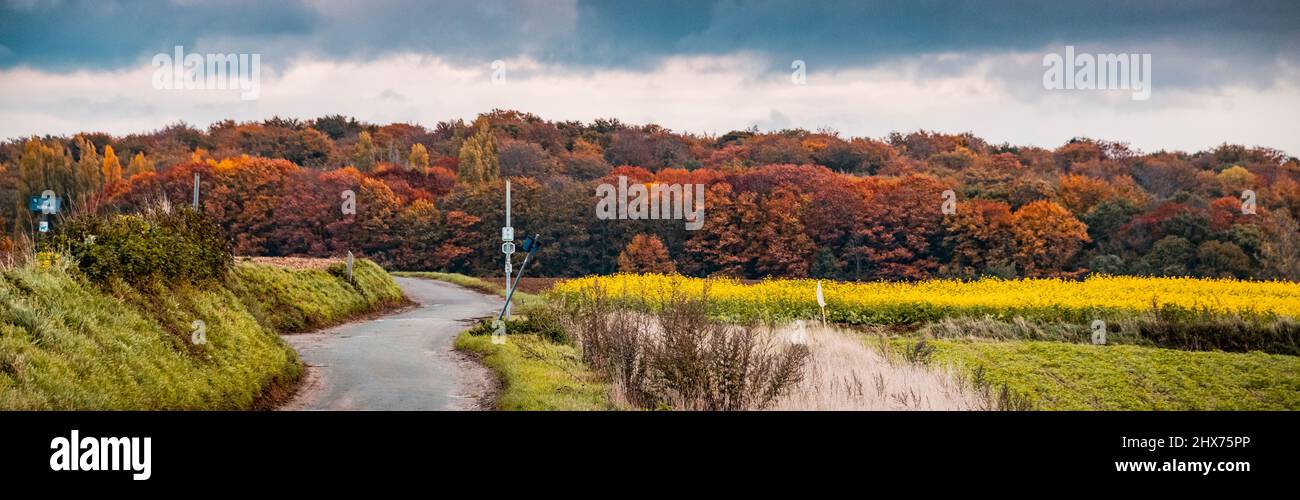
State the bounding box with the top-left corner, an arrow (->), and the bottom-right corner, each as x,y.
491,179 -> 544,344
498,234 -> 540,319
31,190 -> 60,237
28,194 -> 61,213
502,180 -> 513,319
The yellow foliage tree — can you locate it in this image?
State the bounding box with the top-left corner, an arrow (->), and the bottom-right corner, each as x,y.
456,118 -> 499,185
127,151 -> 152,177
408,143 -> 430,172
101,145 -> 123,186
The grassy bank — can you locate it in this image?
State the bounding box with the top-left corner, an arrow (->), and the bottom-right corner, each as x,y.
891,338 -> 1300,410
231,259 -> 405,333
0,258 -> 404,410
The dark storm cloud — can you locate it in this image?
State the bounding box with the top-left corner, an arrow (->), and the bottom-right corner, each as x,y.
2,0 -> 1298,87
0,0 -> 319,70
639,0 -> 1300,66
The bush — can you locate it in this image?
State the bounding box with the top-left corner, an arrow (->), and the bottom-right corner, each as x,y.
563,285 -> 810,410
466,305 -> 569,345
53,206 -> 232,285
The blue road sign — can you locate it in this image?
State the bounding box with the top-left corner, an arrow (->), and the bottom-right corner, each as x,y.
28,196 -> 60,213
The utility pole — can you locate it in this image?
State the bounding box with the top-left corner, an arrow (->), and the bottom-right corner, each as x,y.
502,180 -> 515,319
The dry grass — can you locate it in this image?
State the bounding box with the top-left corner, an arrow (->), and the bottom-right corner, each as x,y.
238,256 -> 341,270
561,288 -> 809,411
768,322 -> 991,411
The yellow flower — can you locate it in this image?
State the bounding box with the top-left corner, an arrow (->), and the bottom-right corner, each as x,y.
552,274 -> 1300,323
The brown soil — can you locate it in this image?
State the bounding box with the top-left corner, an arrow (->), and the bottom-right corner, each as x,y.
477,276 -> 565,294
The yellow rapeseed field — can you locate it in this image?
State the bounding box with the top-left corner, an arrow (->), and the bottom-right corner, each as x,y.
550,274 -> 1300,325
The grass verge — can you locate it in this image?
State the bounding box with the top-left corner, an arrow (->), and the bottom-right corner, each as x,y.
455,331 -> 610,410
0,258 -> 405,410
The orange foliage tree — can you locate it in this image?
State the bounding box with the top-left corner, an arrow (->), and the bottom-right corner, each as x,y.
1010,200 -> 1090,277
617,234 -> 677,274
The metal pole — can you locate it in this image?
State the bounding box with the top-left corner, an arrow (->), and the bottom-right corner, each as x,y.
498,250 -> 533,322
193,173 -> 200,210
504,180 -> 512,319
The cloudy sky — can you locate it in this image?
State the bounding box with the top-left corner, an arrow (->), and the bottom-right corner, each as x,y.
2,0 -> 1298,155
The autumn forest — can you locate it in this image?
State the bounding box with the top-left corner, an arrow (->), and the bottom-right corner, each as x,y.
4,109 -> 1299,281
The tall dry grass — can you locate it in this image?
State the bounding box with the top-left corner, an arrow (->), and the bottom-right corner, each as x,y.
767,322 -> 991,411
561,287 -> 809,410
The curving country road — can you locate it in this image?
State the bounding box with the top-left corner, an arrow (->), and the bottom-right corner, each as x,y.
280,277 -> 503,411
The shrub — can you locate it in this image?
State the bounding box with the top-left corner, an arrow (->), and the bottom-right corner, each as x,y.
562,285 -> 810,410
53,206 -> 232,285
467,305 -> 569,345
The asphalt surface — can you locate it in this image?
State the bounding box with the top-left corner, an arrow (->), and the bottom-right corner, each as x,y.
281,277 -> 503,411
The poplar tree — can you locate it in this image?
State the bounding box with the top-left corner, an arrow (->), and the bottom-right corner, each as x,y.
408,143 -> 430,172
352,131 -> 377,172
127,151 -> 153,177
456,118 -> 498,185
101,145 -> 123,186
72,135 -> 102,211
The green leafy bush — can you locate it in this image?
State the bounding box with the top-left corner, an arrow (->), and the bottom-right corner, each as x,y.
53,207 -> 232,285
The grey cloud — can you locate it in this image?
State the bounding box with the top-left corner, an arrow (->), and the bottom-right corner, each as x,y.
1,0 -> 1297,94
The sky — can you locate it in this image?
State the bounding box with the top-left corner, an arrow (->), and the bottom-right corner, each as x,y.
1,0 -> 1298,155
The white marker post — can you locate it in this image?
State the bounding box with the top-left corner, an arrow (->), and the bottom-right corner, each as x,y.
816,280 -> 827,328
346,250 -> 354,282
503,180 -> 514,319
193,173 -> 200,210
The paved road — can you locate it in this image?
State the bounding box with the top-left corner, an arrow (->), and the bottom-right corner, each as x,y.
281,277 -> 503,411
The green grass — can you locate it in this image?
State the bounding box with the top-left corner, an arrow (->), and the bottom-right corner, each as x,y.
895,338 -> 1300,410
455,331 -> 610,410
394,271 -> 541,308
231,260 -> 405,333
0,259 -> 405,410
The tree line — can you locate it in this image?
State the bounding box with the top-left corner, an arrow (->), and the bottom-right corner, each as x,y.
2,109 -> 1298,280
